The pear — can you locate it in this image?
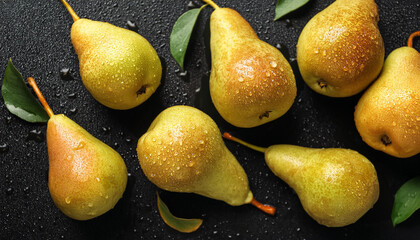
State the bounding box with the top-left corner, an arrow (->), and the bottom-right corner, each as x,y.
224,133 -> 379,227
28,77 -> 128,220
137,105 -> 275,214
354,38 -> 420,158
296,0 -> 384,97
204,0 -> 296,128
59,0 -> 162,110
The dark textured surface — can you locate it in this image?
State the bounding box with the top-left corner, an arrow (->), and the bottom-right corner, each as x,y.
0,0 -> 419,239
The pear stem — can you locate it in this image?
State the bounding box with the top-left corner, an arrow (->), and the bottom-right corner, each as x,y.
202,0 -> 219,9
251,198 -> 276,216
59,0 -> 80,22
27,77 -> 54,117
223,133 -> 267,153
408,30 -> 420,48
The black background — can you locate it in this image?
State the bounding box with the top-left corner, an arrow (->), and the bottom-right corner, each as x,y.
1,0 -> 419,239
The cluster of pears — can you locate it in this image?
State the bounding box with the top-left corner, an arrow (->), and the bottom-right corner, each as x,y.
136,105 -> 275,215
28,77 -> 127,220
204,0 -> 296,128
355,33 -> 420,158
223,133 -> 380,227
297,0 -> 384,97
59,0 -> 162,110
297,0 -> 420,159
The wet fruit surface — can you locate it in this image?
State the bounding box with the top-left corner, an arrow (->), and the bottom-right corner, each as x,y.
0,0 -> 419,239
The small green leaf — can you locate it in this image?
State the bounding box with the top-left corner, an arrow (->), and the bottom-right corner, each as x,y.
170,6 -> 204,70
392,176 -> 420,226
1,59 -> 49,123
274,0 -> 310,21
157,192 -> 203,233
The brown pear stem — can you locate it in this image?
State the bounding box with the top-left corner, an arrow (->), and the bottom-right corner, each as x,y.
251,198 -> 276,215
202,0 -> 219,9
59,0 -> 80,22
27,77 -> 54,117
223,133 -> 267,153
408,30 -> 420,48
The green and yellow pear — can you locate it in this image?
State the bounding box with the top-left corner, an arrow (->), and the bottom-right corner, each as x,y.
204,0 -> 296,128
297,0 -> 384,97
224,133 -> 379,227
28,77 -> 127,220
355,32 -> 420,158
59,0 -> 162,110
137,105 -> 275,214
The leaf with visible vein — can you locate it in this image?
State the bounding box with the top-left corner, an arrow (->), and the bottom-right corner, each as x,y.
170,6 -> 205,70
392,176 -> 420,226
157,192 -> 203,233
274,0 -> 310,21
1,59 -> 49,123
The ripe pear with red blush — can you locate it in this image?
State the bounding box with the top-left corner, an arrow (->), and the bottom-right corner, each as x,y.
28,77 -> 127,220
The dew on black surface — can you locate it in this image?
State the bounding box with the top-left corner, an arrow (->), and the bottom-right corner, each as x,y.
26,130 -> 44,143
6,187 -> 13,195
285,19 -> 293,28
177,70 -> 189,80
275,43 -> 291,60
102,126 -> 111,134
59,68 -> 72,80
69,108 -> 77,114
67,93 -> 77,99
6,116 -> 12,124
0,143 -> 9,152
127,20 -> 139,32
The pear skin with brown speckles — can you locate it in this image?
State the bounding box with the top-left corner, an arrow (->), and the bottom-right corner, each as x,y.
48,114 -> 127,220
355,47 -> 420,158
136,106 -> 253,206
297,0 -> 384,97
209,8 -> 296,128
265,145 -> 379,227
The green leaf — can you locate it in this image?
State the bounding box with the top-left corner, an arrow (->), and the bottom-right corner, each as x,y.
392,176 -> 420,226
1,59 -> 49,123
274,0 -> 310,21
157,192 -> 203,233
170,7 -> 204,70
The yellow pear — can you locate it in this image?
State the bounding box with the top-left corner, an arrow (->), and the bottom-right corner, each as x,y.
297,0 -> 384,97
59,0 -> 162,110
204,0 -> 296,128
224,133 -> 379,227
355,43 -> 420,158
28,77 -> 128,220
137,105 -> 275,214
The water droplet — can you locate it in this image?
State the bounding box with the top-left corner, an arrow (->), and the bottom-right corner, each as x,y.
65,196 -> 71,204
322,50 -> 327,56
314,48 -> 319,54
270,61 -> 278,67
392,121 -> 397,126
59,68 -> 72,80
74,141 -> 85,150
126,20 -> 139,32
238,76 -> 244,82
67,93 -> 77,99
26,130 -> 44,143
6,187 -> 13,195
0,143 -> 9,153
